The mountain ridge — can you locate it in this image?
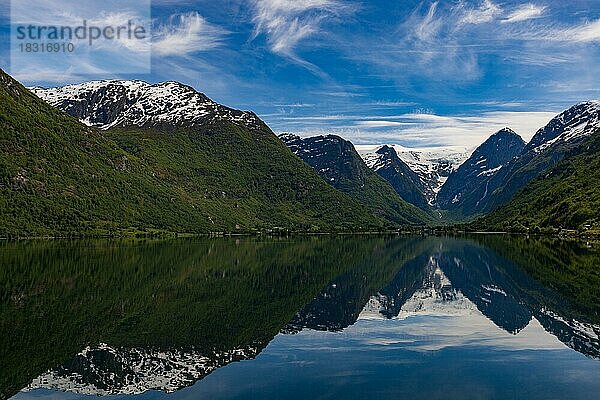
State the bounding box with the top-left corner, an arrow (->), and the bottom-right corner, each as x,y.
479,101 -> 600,216
478,128 -> 600,231
361,145 -> 432,211
437,127 -> 526,217
30,80 -> 262,131
0,69 -> 384,236
279,133 -> 432,226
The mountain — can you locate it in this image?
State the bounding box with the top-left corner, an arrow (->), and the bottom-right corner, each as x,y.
478,128 -> 600,231
437,128 -> 525,216
0,70 -> 381,236
29,80 -> 261,131
357,144 -> 473,206
475,102 -> 600,216
279,134 -> 432,226
361,145 -> 431,211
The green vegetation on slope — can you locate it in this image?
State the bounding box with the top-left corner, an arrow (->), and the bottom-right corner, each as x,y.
0,69 -> 382,236
475,130 -> 600,232
332,157 -> 434,226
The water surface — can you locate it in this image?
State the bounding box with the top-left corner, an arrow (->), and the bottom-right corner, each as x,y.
1,235 -> 599,399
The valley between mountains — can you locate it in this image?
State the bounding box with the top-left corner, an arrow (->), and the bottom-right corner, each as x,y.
1,69 -> 599,237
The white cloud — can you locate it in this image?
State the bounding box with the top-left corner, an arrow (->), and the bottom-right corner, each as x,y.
273,110 -> 558,148
392,2 -> 485,80
355,121 -> 411,128
12,59 -> 117,83
9,1 -> 152,80
250,0 -> 351,72
153,12 -> 226,56
413,2 -> 443,41
87,11 -> 152,54
557,19 -> 600,43
458,0 -> 502,26
359,0 -> 600,86
507,19 -> 600,43
347,111 -> 556,147
502,4 -> 546,23
396,113 -> 457,123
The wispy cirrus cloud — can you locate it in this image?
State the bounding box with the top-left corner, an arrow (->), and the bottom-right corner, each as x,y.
266,109 -> 559,147
9,0 -> 152,81
553,19 -> 600,43
502,3 -> 546,23
352,0 -> 599,85
406,1 -> 598,45
355,120 -> 411,128
458,0 -> 502,26
411,2 -> 443,41
502,18 -> 600,43
153,12 -> 227,56
250,0 -> 353,74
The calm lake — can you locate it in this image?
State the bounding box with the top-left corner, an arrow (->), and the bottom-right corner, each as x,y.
1,235 -> 599,400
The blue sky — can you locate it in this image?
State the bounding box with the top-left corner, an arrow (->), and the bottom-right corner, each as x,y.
1,0 -> 599,147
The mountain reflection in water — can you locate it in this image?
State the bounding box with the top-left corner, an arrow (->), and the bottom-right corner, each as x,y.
2,236 -> 599,399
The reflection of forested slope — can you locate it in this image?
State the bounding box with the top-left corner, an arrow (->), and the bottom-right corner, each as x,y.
471,235 -> 600,324
0,237 -> 397,398
465,236 -> 600,358
3,235 -> 599,397
432,238 -> 599,358
434,241 -> 533,334
376,252 -> 435,319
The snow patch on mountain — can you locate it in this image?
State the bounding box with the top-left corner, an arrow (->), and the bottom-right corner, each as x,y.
528,101 -> 600,154
356,144 -> 474,205
362,152 -> 388,171
477,165 -> 503,177
30,80 -> 261,130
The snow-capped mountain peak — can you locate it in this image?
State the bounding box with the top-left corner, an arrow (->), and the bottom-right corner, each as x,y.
361,145 -> 396,172
30,80 -> 262,130
526,100 -> 600,154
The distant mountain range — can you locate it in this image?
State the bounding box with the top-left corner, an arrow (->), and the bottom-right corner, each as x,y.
357,144 -> 473,207
353,104 -> 598,230
1,68 -> 598,234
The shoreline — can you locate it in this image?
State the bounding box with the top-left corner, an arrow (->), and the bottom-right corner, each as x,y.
1,229 -> 598,242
